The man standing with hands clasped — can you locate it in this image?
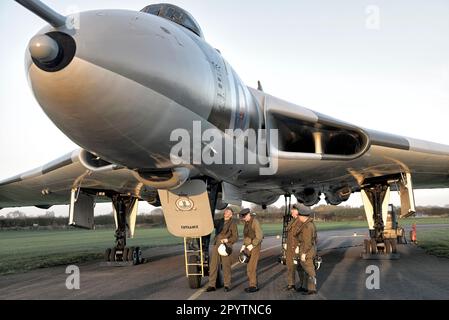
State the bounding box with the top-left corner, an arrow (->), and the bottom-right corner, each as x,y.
206,207 -> 238,292
239,208 -> 264,293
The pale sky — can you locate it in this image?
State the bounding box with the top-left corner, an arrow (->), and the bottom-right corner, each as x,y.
0,0 -> 448,216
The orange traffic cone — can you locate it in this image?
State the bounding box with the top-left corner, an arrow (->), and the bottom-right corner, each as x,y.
410,223 -> 417,244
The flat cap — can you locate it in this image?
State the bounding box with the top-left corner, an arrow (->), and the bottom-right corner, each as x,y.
298,210 -> 311,216
239,208 -> 251,217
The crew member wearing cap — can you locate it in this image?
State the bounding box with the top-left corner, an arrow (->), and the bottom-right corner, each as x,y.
285,204 -> 303,291
239,208 -> 264,293
206,208 -> 238,292
296,209 -> 318,295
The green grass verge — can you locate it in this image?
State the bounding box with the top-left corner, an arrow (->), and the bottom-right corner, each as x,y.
0,228 -> 182,275
416,228 -> 449,258
0,217 -> 448,275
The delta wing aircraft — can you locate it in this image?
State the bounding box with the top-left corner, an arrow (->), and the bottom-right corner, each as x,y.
1,0 -> 449,288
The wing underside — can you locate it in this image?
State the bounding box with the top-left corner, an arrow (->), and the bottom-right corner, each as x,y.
0,149 -> 156,209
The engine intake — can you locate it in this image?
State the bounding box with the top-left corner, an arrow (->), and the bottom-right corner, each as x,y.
264,94 -> 370,161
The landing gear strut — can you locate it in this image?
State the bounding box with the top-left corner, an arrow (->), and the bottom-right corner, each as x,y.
104,195 -> 143,265
361,184 -> 399,259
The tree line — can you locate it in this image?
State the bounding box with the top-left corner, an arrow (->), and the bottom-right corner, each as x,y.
1,204 -> 447,230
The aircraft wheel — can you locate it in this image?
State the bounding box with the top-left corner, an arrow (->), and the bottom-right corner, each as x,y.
128,247 -> 134,262
104,248 -> 111,262
132,247 -> 142,265
123,247 -> 129,262
110,247 -> 117,262
188,255 -> 202,289
370,239 -> 378,254
385,239 -> 392,254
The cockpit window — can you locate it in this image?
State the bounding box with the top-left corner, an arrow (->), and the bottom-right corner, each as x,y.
141,3 -> 204,39
144,5 -> 161,16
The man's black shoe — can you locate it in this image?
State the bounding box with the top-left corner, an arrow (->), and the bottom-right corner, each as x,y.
224,286 -> 230,292
206,287 -> 216,292
302,290 -> 317,295
244,287 -> 259,293
295,287 -> 308,293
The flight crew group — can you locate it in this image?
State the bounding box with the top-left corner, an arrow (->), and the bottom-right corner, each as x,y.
206,204 -> 318,295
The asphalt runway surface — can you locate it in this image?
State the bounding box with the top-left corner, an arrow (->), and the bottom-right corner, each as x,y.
1,225 -> 448,300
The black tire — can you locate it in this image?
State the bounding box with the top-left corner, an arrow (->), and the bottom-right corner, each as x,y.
123,247 -> 129,262
132,247 -> 142,265
370,239 -> 378,254
188,255 -> 202,289
110,247 -> 117,262
128,247 -> 134,262
385,239 -> 391,254
104,248 -> 111,262
364,239 -> 370,254
390,238 -> 397,253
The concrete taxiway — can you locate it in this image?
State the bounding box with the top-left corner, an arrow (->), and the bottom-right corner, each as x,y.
1,226 -> 448,300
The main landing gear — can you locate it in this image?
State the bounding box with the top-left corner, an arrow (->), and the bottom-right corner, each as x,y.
104,195 -> 144,265
361,173 -> 415,260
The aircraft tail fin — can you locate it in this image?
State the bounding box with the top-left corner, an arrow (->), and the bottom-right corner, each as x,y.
15,0 -> 66,27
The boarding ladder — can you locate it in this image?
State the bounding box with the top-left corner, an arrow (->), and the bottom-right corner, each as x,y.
279,195 -> 292,264
184,237 -> 205,277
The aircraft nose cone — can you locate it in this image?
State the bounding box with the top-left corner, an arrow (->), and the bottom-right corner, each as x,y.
29,35 -> 59,62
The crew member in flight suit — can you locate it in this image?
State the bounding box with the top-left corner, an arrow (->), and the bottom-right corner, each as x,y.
296,210 -> 318,295
206,207 -> 238,292
285,204 -> 302,291
239,208 -> 264,293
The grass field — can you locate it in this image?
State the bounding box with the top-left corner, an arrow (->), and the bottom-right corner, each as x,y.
415,228 -> 449,258
1,217 -> 448,275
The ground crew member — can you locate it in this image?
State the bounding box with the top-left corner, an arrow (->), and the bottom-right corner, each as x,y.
239,208 -> 264,293
296,209 -> 318,295
285,204 -> 302,291
206,208 -> 238,292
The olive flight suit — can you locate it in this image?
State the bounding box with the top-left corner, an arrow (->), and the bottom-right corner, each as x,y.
297,217 -> 318,292
243,216 -> 264,288
208,218 -> 238,288
285,217 -> 302,286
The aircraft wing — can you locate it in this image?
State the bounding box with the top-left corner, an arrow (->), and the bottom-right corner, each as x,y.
0,149 -> 157,209
235,91 -> 449,205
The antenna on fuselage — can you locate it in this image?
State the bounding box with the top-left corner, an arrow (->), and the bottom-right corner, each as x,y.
257,80 -> 264,92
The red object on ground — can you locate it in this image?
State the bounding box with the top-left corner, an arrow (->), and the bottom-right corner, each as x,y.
411,223 -> 417,242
